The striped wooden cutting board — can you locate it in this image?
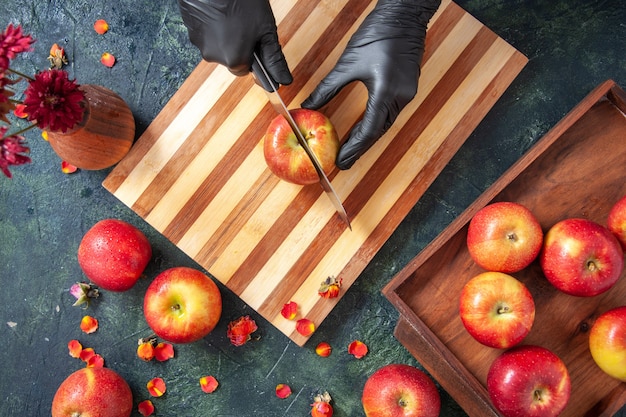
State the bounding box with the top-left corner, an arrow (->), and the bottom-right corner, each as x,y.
103,0 -> 527,346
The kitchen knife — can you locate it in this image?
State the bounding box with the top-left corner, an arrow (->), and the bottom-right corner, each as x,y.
251,52 -> 351,230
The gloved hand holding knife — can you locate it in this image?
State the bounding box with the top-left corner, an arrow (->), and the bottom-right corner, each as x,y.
177,0 -> 441,170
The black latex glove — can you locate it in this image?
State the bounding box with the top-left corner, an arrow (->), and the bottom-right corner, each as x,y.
302,0 -> 441,169
177,0 -> 292,88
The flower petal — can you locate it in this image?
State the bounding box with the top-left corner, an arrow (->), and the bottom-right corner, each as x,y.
79,347 -> 96,362
80,315 -> 98,334
200,375 -> 219,393
61,161 -> 78,174
295,318 -> 315,337
348,340 -> 368,359
13,104 -> 27,119
275,383 -> 292,399
68,339 -> 83,358
138,400 -> 155,417
227,316 -> 258,346
318,276 -> 342,299
147,377 -> 166,397
100,52 -> 116,67
137,341 -> 155,362
280,301 -> 298,320
311,391 -> 334,417
315,342 -> 332,357
93,19 -> 109,35
86,354 -> 104,368
154,342 -> 174,362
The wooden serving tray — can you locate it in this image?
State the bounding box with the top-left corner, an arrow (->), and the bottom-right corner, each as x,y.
103,0 -> 527,345
383,80 -> 626,416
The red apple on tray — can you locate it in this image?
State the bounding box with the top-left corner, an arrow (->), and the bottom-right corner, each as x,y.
459,271 -> 535,349
361,363 -> 440,417
78,218 -> 152,291
589,306 -> 626,381
144,266 -> 222,344
263,108 -> 339,185
540,218 -> 624,297
51,367 -> 133,417
608,194 -> 626,251
487,345 -> 571,417
467,201 -> 543,273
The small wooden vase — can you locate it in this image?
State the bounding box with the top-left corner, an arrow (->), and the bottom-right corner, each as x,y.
47,84 -> 135,170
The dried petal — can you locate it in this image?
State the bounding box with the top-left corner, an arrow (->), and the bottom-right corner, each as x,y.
100,52 -> 116,67
296,318 -> 315,337
79,347 -> 96,362
147,377 -> 166,397
67,339 -> 83,358
318,276 -> 342,299
137,341 -> 155,362
13,104 -> 27,118
154,342 -> 174,362
61,161 -> 78,174
138,400 -> 155,417
227,316 -> 258,346
311,391 -> 333,417
315,342 -> 332,357
281,301 -> 298,320
275,383 -> 292,399
199,375 -> 219,393
93,19 -> 109,35
348,340 -> 368,359
41,131 -> 48,141
86,354 -> 104,368
47,43 -> 68,69
70,282 -> 98,308
80,315 -> 98,334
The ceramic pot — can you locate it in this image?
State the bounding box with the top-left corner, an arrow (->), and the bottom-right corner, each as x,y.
47,84 -> 135,170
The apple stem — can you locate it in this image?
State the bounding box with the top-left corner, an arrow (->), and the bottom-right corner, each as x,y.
507,232 -> 518,242
497,305 -> 510,315
533,389 -> 543,402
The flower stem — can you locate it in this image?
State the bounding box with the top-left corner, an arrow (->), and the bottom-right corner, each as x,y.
7,123 -> 37,137
6,67 -> 35,82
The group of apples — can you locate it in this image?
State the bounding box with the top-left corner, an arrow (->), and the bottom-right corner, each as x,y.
459,196 -> 626,417
52,218 -> 223,417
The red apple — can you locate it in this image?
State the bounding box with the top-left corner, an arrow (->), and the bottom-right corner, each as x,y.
589,306 -> 626,381
361,363 -> 440,417
263,108 -> 339,185
540,218 -> 624,297
78,218 -> 152,291
144,266 -> 222,344
459,271 -> 535,349
51,367 -> 133,417
467,201 -> 543,273
607,194 -> 626,251
487,345 -> 571,417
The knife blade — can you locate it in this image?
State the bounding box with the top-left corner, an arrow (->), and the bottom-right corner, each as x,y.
251,52 -> 351,230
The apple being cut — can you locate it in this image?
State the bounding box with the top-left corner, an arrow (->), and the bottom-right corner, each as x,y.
540,218 -> 624,297
487,345 -> 571,417
51,367 -> 133,417
467,201 -> 543,273
459,271 -> 535,349
608,194 -> 626,251
263,108 -> 339,185
144,266 -> 222,344
589,306 -> 626,381
78,218 -> 152,291
362,363 -> 440,417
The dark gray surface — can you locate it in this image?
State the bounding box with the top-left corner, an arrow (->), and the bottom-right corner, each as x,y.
1,0 -> 625,415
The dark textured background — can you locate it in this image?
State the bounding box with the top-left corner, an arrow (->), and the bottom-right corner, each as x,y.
1,0 -> 625,416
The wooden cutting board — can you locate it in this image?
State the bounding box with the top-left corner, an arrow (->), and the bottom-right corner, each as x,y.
103,0 -> 527,346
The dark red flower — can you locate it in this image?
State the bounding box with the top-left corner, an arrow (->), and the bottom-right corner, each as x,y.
23,69 -> 85,133
0,24 -> 34,70
0,126 -> 30,178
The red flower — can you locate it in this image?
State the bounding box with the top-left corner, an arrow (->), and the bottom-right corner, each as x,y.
0,126 -> 30,178
23,69 -> 85,133
227,315 -> 258,346
0,24 -> 34,70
